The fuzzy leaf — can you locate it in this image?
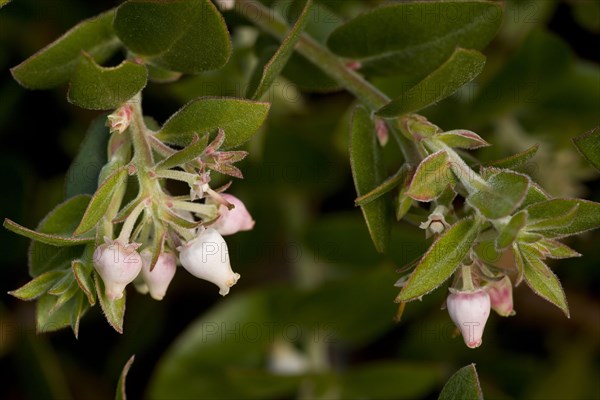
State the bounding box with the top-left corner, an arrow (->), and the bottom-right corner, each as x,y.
535,199 -> 600,238
573,126 -> 600,172
377,48 -> 486,117
487,144 -> 540,170
497,210 -> 528,250
467,169 -> 530,219
10,10 -> 120,89
155,133 -> 208,170
437,130 -> 490,150
114,0 -> 230,73
116,355 -> 135,400
247,0 -> 312,99
536,239 -> 581,259
350,106 -> 390,253
525,199 -> 579,232
355,164 -> 410,207
4,218 -> 94,246
327,1 -> 502,79
94,272 -> 126,333
397,218 -> 480,302
65,115 -> 111,198
156,97 -> 270,148
406,151 -> 456,202
8,270 -> 64,300
67,53 -> 147,110
438,364 -> 483,400
70,292 -> 90,338
520,182 -> 551,209
36,293 -> 77,333
72,258 -> 97,305
74,168 -> 128,236
27,195 -> 91,277
518,244 -> 569,317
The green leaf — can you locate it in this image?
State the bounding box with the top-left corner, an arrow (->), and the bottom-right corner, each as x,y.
497,210 -> 528,250
36,292 -> 81,333
536,239 -> 581,260
406,151 -> 456,202
3,218 -> 94,246
487,144 -> 540,170
525,199 -> 579,232
116,355 -> 135,400
155,133 -> 208,170
438,364 -> 483,400
67,53 -> 147,110
70,292 -> 90,338
11,10 -> 120,89
27,195 -> 91,277
74,167 -> 128,236
156,97 -> 270,148
535,199 -> 600,238
72,257 -> 97,305
114,0 -> 231,73
573,126 -> 600,172
355,164 -> 410,207
341,362 -> 441,400
350,106 -> 390,253
94,272 -> 126,333
65,115 -> 110,198
247,0 -> 313,99
8,270 -> 64,301
377,48 -> 486,117
397,218 -> 480,302
146,63 -> 182,83
520,182 -> 550,209
467,169 -> 530,219
518,244 -> 569,317
437,130 -> 490,150
327,1 -> 501,79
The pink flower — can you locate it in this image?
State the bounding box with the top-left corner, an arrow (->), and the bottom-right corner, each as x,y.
446,288 -> 491,348
178,228 -> 240,296
209,193 -> 255,236
485,276 -> 515,317
93,240 -> 142,300
106,104 -> 132,135
140,250 -> 177,300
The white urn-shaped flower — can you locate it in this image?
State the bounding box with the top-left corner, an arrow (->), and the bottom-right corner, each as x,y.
140,249 -> 177,300
178,228 -> 240,296
209,193 -> 255,236
93,240 -> 142,300
446,288 -> 491,348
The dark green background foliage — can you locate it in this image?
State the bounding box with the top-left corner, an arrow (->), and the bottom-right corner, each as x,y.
0,0 -> 599,399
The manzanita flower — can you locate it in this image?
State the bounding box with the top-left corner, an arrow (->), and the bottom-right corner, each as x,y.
178,228 -> 240,296
93,240 -> 142,300
140,249 -> 177,301
106,104 -> 132,135
485,276 -> 515,317
419,206 -> 451,238
208,193 -> 255,236
446,288 -> 491,348
215,0 -> 235,10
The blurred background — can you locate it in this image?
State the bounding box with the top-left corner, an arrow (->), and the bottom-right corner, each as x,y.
0,0 -> 598,399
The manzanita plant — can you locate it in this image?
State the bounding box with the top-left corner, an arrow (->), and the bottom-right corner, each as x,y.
3,0 -> 600,398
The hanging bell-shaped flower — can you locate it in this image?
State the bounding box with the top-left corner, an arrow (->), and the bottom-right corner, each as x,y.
485,276 -> 515,317
93,240 -> 142,300
140,249 -> 177,300
178,228 -> 240,296
209,193 -> 255,236
446,288 -> 491,348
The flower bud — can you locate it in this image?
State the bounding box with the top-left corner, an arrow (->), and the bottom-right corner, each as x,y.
208,193 -> 255,236
140,250 -> 177,300
93,241 -> 142,300
446,289 -> 491,349
419,206 -> 450,238
178,228 -> 240,296
106,105 -> 132,135
485,276 -> 515,317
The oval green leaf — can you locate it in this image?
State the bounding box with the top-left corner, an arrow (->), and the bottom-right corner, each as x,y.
377,48 -> 486,117
156,97 -> 270,148
573,126 -> 600,172
327,1 -> 502,79
438,364 -> 483,400
406,150 -> 456,202
467,169 -> 530,219
350,106 -> 390,253
11,10 -> 120,89
8,270 -> 65,301
114,0 -> 231,73
67,53 -> 148,110
94,272 -> 126,333
397,218 -> 480,302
